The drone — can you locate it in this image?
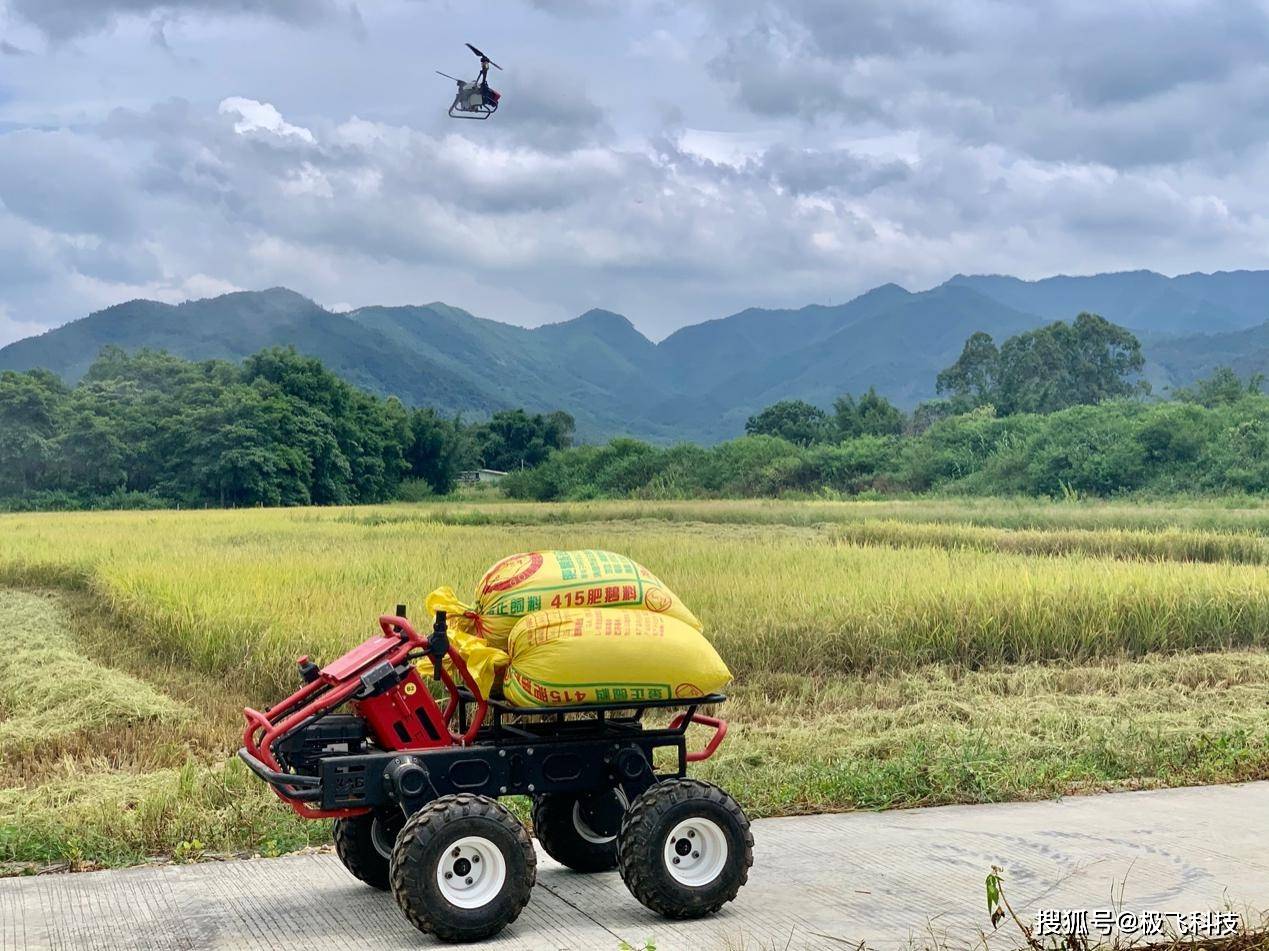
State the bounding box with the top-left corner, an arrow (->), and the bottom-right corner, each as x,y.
437,42 -> 502,120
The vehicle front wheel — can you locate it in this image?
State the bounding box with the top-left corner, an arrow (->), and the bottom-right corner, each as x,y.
390,793 -> 536,942
332,808 -> 404,891
617,779 -> 753,919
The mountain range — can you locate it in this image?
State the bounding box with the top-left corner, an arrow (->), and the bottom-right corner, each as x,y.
3,269 -> 1268,442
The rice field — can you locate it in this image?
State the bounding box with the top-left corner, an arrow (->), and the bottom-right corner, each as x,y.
2,497 -> 1268,871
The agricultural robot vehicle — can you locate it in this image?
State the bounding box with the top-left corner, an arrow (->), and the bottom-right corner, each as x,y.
240,608 -> 752,942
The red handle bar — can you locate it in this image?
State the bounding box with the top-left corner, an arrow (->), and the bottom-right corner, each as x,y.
667,711 -> 729,762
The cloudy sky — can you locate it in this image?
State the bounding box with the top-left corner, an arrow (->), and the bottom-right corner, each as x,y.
2,0 -> 1268,345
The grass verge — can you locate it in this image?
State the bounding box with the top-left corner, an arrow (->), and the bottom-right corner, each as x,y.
3,644 -> 1266,870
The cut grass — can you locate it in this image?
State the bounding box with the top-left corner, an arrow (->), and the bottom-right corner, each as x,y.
0,590 -> 187,748
703,651 -> 1269,816
0,589 -> 252,791
0,760 -> 322,871
0,590 -> 314,871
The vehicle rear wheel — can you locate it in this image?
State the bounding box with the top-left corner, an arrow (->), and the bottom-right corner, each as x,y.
617,779 -> 753,919
332,808 -> 404,890
532,787 -> 628,872
390,794 -> 536,942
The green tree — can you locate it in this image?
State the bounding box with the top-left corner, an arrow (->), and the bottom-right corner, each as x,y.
909,399 -> 957,435
167,385 -> 314,506
744,399 -> 828,446
996,313 -> 1147,414
833,388 -> 905,439
242,347 -> 409,502
937,314 -> 1146,415
56,389 -> 129,496
85,346 -> 219,394
407,408 -> 464,494
543,410 -> 576,452
936,331 -> 1000,408
0,346 -> 495,508
0,369 -> 67,496
340,390 -> 410,502
1175,367 -> 1263,407
472,409 -> 575,471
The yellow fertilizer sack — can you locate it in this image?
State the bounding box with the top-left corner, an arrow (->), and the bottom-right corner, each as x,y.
442,628 -> 509,700
426,549 -> 702,650
501,608 -> 731,708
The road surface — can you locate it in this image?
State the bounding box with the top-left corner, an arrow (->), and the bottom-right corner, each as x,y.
2,782 -> 1266,950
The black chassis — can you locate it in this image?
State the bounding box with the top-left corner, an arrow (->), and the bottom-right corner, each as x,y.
241,691 -> 726,817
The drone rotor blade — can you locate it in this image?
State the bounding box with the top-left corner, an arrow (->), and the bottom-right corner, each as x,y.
436,70 -> 463,83
465,42 -> 501,69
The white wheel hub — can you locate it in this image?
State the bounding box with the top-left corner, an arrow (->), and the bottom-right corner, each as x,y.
572,789 -> 629,845
435,836 -> 506,909
663,817 -> 728,887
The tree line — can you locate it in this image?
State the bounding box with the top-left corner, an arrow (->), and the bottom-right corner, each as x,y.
3,312 -> 1265,509
506,313 -> 1269,500
0,347 -> 572,509
506,371 -> 1267,500
742,312 -> 1149,445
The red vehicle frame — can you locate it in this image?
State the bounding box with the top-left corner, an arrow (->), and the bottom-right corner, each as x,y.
239,610 -> 728,820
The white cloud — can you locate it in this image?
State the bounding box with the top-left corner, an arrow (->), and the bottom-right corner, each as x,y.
678,128 -> 779,168
218,97 -> 315,144
281,161 -> 334,197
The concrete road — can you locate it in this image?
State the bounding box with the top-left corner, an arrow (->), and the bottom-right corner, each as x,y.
2,782 -> 1266,951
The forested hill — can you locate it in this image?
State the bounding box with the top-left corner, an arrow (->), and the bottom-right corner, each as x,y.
3,270 -> 1268,442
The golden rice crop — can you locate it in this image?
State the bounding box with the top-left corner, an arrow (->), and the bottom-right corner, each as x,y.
319,496 -> 1269,534
3,502 -> 1268,696
833,518 -> 1269,564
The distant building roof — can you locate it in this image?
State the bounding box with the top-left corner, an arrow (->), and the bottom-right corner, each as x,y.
458,468 -> 509,483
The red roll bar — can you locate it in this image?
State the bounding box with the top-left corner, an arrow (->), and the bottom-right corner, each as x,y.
242,612 -> 489,818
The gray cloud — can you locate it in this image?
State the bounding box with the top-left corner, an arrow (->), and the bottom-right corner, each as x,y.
7,0 -> 344,39
0,129 -> 137,237
3,0 -> 1269,345
487,67 -> 612,151
708,0 -> 1269,168
756,144 -> 911,197
525,0 -> 626,15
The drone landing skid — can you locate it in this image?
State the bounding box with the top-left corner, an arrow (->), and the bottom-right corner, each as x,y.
449,100 -> 498,120
449,97 -> 497,119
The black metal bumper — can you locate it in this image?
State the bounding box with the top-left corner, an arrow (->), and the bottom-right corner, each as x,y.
237,748 -> 323,802
241,693 -> 727,814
